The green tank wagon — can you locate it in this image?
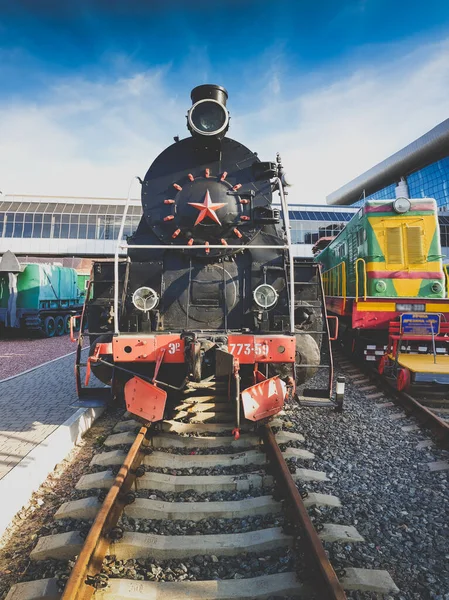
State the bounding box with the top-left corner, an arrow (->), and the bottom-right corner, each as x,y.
0,251 -> 86,337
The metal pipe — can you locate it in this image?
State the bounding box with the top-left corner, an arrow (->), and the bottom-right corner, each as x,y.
274,177 -> 295,333
120,244 -> 289,250
114,177 -> 139,334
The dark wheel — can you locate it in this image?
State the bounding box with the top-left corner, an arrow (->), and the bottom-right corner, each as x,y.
43,316 -> 56,338
63,314 -> 71,335
55,315 -> 65,336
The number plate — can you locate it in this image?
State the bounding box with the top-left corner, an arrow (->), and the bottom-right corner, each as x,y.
113,335 -> 185,363
227,335 -> 295,363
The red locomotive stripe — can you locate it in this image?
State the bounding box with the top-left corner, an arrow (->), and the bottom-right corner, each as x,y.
366,271 -> 444,279
364,203 -> 434,213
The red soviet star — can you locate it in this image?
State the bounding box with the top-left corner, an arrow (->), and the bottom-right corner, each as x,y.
188,189 -> 226,226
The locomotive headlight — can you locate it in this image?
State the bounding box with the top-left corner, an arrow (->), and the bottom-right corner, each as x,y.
132,287 -> 159,312
253,284 -> 278,309
393,197 -> 411,213
188,99 -> 229,136
432,281 -> 443,293
375,280 -> 387,293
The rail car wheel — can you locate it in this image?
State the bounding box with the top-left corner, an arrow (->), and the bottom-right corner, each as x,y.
397,367 -> 411,392
43,316 -> 56,338
63,314 -> 71,334
55,316 -> 65,336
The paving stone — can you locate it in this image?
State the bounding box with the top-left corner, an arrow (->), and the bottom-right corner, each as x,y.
0,349 -> 96,480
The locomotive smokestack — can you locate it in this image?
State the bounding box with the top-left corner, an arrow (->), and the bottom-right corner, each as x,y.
187,84 -> 229,138
190,84 -> 228,107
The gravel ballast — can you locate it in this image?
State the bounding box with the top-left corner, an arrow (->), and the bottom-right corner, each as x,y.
287,353 -> 449,600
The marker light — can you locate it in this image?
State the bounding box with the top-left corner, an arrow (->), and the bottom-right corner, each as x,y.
132,287 -> 159,312
253,284 -> 278,309
393,198 -> 411,213
431,281 -> 443,293
188,99 -> 229,136
375,280 -> 387,293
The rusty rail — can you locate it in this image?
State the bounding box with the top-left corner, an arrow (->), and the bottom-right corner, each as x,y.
62,426 -> 150,600
375,372 -> 449,447
260,424 -> 347,600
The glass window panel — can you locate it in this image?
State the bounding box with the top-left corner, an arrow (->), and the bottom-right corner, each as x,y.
13,219 -> 23,237
60,223 -> 69,238
33,215 -> 43,237
79,215 -> 88,224
69,223 -> 78,238
78,224 -> 87,238
43,214 -> 52,223
63,204 -> 74,213
71,204 -> 82,213
55,204 -> 65,212
42,221 -> 51,237
53,220 -> 61,238
4,214 -> 14,237
62,215 -> 70,224
87,224 -> 96,238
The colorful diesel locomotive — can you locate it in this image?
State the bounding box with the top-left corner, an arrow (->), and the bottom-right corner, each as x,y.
315,197 -> 449,360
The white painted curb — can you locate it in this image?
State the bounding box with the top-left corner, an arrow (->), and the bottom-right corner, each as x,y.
0,404 -> 105,542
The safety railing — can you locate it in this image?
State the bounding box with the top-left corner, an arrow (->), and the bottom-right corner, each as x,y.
113,176 -> 295,335
322,261 -> 346,310
355,258 -> 367,301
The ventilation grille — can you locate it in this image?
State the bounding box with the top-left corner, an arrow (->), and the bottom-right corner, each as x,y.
406,226 -> 425,263
386,227 -> 404,264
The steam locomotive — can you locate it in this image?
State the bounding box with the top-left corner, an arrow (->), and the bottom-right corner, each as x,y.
76,85 -> 323,435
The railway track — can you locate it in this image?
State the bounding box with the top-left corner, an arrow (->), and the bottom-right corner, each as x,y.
6,380 -> 398,600
335,350 -> 449,448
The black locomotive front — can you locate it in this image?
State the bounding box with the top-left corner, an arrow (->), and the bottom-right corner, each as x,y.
78,85 -> 320,434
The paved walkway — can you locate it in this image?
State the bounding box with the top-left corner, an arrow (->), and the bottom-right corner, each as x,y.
0,349 -> 95,479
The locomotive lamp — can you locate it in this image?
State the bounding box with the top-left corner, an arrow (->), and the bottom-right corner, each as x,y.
393,197 -> 411,213
132,287 -> 159,311
253,284 -> 278,309
187,84 -> 229,138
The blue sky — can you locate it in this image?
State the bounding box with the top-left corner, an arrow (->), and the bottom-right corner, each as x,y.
2,0 -> 449,200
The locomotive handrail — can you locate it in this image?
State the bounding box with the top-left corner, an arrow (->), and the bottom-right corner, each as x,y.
274,176 -> 295,333
121,243 -> 289,250
443,264 -> 449,297
114,177 -> 140,334
322,261 -> 346,310
355,258 -> 367,301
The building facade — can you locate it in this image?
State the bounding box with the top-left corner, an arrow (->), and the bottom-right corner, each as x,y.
0,194 -> 358,260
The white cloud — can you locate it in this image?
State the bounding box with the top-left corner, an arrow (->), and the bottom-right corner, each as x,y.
1,39 -> 449,203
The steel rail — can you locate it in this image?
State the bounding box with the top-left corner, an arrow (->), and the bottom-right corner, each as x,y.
62,426 -> 149,600
370,368 -> 449,447
260,425 -> 347,600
